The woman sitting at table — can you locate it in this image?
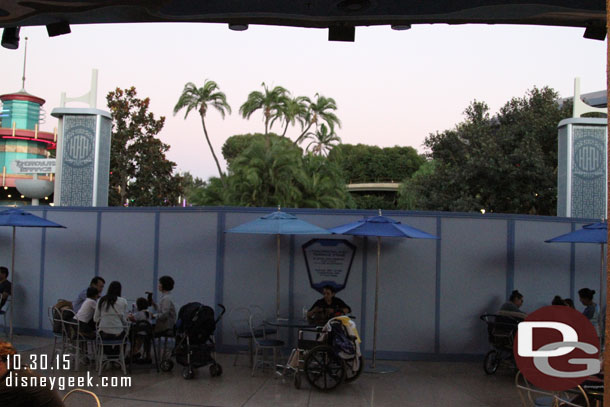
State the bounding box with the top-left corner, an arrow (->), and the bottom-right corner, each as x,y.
307,285 -> 351,323
94,281 -> 128,340
75,286 -> 99,338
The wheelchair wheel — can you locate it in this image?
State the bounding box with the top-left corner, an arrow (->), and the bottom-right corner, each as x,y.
344,355 -> 364,382
209,363 -> 222,377
484,350 -> 500,375
304,345 -> 346,391
160,359 -> 174,372
182,367 -> 195,380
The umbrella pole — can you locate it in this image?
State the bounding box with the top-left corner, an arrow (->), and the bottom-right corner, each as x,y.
276,234 -> 281,319
372,236 -> 381,369
601,244 -> 605,308
9,226 -> 14,342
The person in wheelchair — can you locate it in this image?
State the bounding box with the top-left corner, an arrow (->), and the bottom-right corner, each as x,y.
307,285 -> 351,324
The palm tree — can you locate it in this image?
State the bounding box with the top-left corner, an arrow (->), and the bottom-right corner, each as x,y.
173,80 -> 231,186
295,93 -> 341,145
239,83 -> 289,143
229,137 -> 303,207
305,124 -> 342,156
271,96 -> 310,138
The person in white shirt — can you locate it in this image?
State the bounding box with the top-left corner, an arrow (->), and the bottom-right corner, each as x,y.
73,277 -> 105,314
75,287 -> 99,338
94,281 -> 128,339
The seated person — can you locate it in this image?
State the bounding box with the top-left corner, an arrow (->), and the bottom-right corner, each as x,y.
93,281 -> 128,340
75,287 -> 99,338
0,267 -> 11,313
498,290 -> 527,321
552,295 -> 567,306
129,297 -> 153,363
151,276 -> 176,336
0,341 -> 64,407
73,276 -> 105,314
579,288 -> 601,336
307,285 -> 351,323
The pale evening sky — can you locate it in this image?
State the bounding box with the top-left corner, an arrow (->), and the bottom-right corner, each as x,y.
0,23 -> 606,180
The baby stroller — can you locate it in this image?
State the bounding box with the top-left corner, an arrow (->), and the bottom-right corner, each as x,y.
296,316 -> 363,391
162,302 -> 226,379
480,314 -> 519,374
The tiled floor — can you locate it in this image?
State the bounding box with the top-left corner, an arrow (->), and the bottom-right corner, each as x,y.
9,335 -> 521,407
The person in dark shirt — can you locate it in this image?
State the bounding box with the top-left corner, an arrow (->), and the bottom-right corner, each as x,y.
307,285 -> 351,322
498,289 -> 526,320
0,267 -> 11,312
0,341 -> 64,407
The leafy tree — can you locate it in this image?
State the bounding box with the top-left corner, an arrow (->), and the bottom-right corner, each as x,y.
305,124 -> 342,156
296,94 -> 341,145
198,136 -> 352,208
239,83 -> 289,140
397,160 -> 436,210
181,171 -> 206,205
221,133 -> 269,165
352,193 -> 397,210
328,144 -> 424,183
412,87 -> 572,215
174,80 -> 231,186
107,87 -> 183,206
296,154 -> 354,208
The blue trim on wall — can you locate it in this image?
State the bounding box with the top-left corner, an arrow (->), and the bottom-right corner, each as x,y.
38,210 -> 48,330
94,212 -> 102,277
506,220 -> 515,300
360,237 -> 368,348
434,217 -> 442,354
570,222 -> 576,300
288,235 -> 295,346
152,211 -> 161,303
215,212 -> 226,346
9,204 -> 600,224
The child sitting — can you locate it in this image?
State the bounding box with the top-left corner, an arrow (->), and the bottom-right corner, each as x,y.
130,297 -> 153,363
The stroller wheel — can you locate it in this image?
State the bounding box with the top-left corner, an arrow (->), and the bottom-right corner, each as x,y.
160,359 -> 174,372
294,372 -> 302,389
210,363 -> 222,377
182,367 -> 195,380
304,345 -> 346,391
344,355 -> 364,382
484,350 -> 500,375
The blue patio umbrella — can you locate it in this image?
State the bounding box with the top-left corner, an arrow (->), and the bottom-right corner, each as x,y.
329,212 -> 438,371
0,208 -> 66,341
545,222 -> 607,305
226,209 -> 330,318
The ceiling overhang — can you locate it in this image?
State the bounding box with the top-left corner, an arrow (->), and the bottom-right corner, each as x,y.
0,1 -> 605,30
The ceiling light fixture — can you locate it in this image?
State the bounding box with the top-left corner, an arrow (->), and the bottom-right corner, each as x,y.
328,26 -> 355,42
46,21 -> 71,37
228,23 -> 249,31
1,27 -> 20,50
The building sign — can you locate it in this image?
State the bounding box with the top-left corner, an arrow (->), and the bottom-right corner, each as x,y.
11,158 -> 56,174
303,239 -> 356,293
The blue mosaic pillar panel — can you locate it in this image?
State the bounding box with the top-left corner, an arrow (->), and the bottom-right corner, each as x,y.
557,118 -> 607,219
51,108 -> 112,206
